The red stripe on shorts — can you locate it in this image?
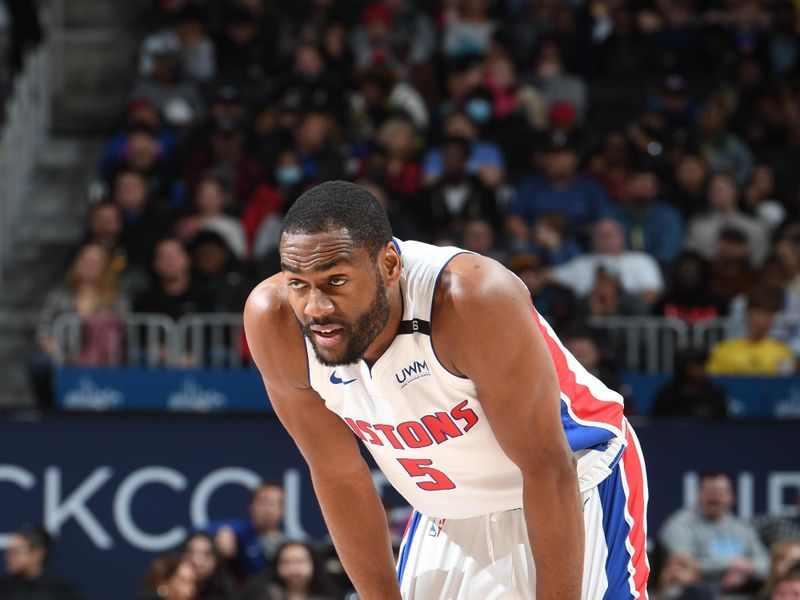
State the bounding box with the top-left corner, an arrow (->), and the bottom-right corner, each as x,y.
621,422 -> 650,598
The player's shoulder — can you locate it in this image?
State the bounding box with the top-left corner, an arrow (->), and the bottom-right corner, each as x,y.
436,252 -> 529,312
244,273 -> 291,327
244,273 -> 308,381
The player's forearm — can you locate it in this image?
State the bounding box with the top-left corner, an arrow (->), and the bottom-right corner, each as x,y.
523,457 -> 584,600
311,467 -> 402,600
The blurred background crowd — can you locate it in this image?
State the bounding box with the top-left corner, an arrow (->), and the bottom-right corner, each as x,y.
31,0 -> 800,409
2,0 -> 800,598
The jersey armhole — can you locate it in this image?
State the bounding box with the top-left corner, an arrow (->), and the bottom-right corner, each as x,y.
429,251 -> 471,380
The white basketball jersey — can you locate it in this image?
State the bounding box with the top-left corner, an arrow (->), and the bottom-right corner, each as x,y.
305,240 -> 626,519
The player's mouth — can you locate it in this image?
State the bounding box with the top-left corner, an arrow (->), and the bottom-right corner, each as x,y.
309,324 -> 345,347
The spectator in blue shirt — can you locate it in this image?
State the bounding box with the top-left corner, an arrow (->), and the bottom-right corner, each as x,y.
206,480 -> 292,580
506,133 -> 608,248
421,109 -> 505,189
609,166 -> 684,265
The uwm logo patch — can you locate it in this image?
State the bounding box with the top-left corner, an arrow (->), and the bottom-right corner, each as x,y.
395,360 -> 430,387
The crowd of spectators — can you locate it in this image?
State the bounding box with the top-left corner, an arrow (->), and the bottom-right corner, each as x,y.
29,0 -> 800,410
13,4 -> 800,598
1,476 -> 797,599
133,480 -> 350,600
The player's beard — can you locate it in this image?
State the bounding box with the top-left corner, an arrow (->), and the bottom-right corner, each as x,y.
299,270 -> 390,366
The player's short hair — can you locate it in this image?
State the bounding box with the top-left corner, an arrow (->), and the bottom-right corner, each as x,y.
280,180 -> 393,258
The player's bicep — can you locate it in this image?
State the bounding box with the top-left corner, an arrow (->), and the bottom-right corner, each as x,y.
444,258 -> 568,471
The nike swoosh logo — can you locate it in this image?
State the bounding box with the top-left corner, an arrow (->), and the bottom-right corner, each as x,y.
330,371 -> 356,385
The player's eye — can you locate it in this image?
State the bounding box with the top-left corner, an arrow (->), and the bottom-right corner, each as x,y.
287,280 -> 308,290
329,277 -> 347,286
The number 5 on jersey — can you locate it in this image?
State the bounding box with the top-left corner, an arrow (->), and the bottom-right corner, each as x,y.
398,458 -> 456,491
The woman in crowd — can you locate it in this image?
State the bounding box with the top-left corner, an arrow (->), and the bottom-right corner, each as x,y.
238,541 -> 338,600
138,553 -> 196,600
763,541 -> 800,599
30,242 -> 130,405
181,532 -> 237,600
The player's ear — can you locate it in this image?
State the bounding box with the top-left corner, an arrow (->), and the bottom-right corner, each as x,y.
380,241 -> 402,285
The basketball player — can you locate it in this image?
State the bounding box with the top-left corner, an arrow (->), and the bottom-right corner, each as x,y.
244,181 -> 649,599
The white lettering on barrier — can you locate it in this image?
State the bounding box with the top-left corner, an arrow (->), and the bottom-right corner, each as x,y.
738,472 -> 754,520
44,467 -> 114,550
768,473 -> 800,515
190,467 -> 262,527
4,466 -> 792,551
113,467 -> 188,552
0,465 -> 36,547
283,468 -> 309,540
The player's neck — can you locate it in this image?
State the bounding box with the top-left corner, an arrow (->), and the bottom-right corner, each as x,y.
361,282 -> 404,368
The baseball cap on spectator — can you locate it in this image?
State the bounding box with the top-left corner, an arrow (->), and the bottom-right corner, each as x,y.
126,98 -> 157,115
508,253 -> 543,275
362,3 -> 394,25
549,101 -> 577,128
541,131 -> 578,154
214,84 -> 241,105
718,226 -> 748,245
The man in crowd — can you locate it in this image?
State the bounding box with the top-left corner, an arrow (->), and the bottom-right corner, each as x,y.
659,471 -> 770,596
208,480 -> 291,579
551,218 -> 664,306
0,525 -> 85,599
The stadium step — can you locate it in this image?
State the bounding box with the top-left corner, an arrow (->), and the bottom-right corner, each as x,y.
0,136 -> 103,409
49,0 -> 142,132
62,0 -> 141,30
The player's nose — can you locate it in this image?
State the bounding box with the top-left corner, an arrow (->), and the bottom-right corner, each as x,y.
304,287 -> 335,319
